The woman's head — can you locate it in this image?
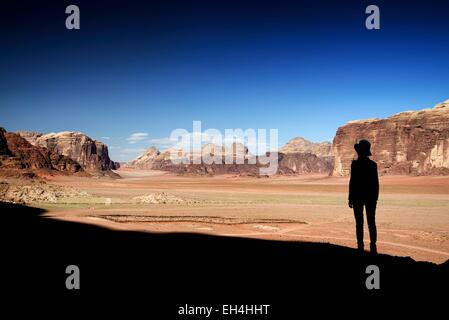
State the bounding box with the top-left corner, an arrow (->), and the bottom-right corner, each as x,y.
354,139 -> 372,157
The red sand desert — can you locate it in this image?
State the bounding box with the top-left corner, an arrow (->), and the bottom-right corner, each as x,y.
39,168 -> 449,264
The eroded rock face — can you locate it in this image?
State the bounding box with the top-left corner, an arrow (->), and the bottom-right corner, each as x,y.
332,100 -> 449,176
0,130 -> 83,176
131,144 -> 262,175
280,137 -> 333,157
278,152 -> 334,175
126,143 -> 251,170
125,146 -> 160,169
22,131 -> 119,172
15,131 -> 42,146
5,132 -> 55,170
153,158 -> 262,176
127,142 -> 333,176
0,128 -> 11,156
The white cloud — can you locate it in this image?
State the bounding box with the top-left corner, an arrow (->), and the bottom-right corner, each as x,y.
126,132 -> 148,144
101,136 -> 111,140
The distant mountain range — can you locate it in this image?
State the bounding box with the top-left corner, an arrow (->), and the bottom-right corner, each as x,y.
1,99 -> 448,178
125,99 -> 449,177
279,137 -> 333,157
124,140 -> 334,176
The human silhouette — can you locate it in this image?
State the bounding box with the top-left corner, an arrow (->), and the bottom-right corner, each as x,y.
348,139 -> 379,254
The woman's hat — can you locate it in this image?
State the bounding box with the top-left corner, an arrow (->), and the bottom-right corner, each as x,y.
354,139 -> 372,156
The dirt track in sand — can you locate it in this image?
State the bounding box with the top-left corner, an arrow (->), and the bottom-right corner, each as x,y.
42,169 -> 449,263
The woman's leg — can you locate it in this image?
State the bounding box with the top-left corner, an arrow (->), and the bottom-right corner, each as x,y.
353,201 -> 364,250
366,201 -> 377,253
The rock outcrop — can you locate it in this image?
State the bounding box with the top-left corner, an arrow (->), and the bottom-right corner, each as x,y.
0,129 -> 83,177
126,143 -> 251,170
279,137 -> 334,174
15,131 -> 42,146
0,181 -> 89,204
152,158 -> 262,176
332,100 -> 449,176
131,192 -> 200,205
278,152 -> 334,175
0,128 -> 12,156
19,131 -> 119,172
280,137 -> 333,157
126,142 -> 334,176
125,146 -> 160,169
129,143 -> 262,176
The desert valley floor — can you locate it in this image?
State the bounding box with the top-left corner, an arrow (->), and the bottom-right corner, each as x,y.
32,169 -> 449,264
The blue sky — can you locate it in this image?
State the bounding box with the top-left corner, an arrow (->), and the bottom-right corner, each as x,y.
1,0 -> 449,162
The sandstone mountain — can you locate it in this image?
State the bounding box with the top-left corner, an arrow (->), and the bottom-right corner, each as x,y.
277,152 -> 334,175
127,142 -> 334,176
332,99 -> 449,176
153,152 -> 333,176
16,131 -> 42,146
126,143 -> 251,170
0,128 -> 83,178
280,137 -> 333,157
152,158 -> 261,176
125,146 -> 160,169
18,131 -> 119,173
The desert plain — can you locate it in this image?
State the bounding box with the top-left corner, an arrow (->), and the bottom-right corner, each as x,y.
34,169 -> 449,264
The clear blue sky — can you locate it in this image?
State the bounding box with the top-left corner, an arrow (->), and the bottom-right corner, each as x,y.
1,0 -> 449,161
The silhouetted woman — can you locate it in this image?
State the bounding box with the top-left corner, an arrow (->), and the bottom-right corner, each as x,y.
348,139 -> 379,254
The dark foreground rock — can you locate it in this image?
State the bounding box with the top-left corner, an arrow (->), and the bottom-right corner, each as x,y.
2,202 -> 447,316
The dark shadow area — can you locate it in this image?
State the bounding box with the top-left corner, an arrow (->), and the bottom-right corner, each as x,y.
1,202 -> 447,315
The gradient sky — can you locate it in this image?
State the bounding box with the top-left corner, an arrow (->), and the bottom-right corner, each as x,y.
1,0 -> 449,161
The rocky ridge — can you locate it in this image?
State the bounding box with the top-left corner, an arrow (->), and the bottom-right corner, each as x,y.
332,100 -> 449,176
0,128 -> 83,177
19,131 -> 119,171
280,137 -> 333,157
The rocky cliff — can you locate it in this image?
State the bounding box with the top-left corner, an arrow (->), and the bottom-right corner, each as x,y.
16,131 -> 42,146
0,128 -> 11,156
332,100 -> 449,176
126,143 -> 250,170
280,137 -> 333,157
125,147 -> 160,169
278,152 -> 334,175
0,128 -> 83,177
19,131 -> 119,172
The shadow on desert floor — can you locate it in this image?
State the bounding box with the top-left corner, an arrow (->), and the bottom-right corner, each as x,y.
2,201 -> 448,310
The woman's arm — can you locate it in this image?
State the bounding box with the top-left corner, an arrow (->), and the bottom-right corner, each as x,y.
348,161 -> 355,207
